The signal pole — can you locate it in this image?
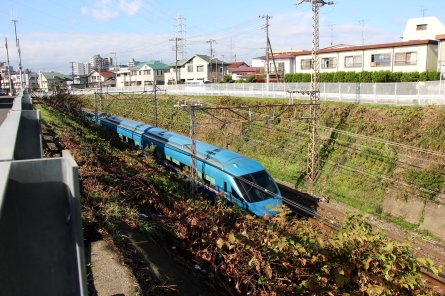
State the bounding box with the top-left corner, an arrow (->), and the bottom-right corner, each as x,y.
295,0 -> 335,186
260,15 -> 272,84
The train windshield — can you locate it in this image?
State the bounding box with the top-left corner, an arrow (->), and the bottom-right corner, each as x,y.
235,170 -> 278,203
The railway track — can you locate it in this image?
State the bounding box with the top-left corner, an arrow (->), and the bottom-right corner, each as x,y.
276,180 -> 445,294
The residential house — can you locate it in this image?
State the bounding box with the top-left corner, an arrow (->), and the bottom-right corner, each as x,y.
88,69 -> 116,88
166,54 -> 228,84
38,71 -> 73,91
226,62 -> 249,77
230,67 -> 260,81
116,60 -> 169,87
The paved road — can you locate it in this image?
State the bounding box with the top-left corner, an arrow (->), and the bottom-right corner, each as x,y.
0,96 -> 14,125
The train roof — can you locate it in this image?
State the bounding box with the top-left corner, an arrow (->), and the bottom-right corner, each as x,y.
106,115 -> 265,176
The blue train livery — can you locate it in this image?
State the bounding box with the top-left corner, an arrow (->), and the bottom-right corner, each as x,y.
86,112 -> 283,217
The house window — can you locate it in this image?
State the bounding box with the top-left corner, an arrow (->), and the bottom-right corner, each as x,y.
344,55 -> 362,68
144,70 -> 151,75
156,70 -> 163,76
187,65 -> 193,72
416,24 -> 427,30
371,53 -> 391,66
300,59 -> 312,70
197,65 -> 204,72
321,57 -> 337,69
394,52 -> 417,66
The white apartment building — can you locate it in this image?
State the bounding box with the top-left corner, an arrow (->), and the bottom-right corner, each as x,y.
73,62 -> 86,75
293,39 -> 438,74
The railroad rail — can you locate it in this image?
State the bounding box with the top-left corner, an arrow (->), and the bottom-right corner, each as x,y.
276,180 -> 445,293
0,89 -> 87,295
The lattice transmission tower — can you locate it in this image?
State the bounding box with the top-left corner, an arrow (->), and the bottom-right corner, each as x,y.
176,13 -> 186,60
295,0 -> 335,186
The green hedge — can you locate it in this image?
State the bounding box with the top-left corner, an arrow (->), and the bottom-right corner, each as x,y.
284,70 -> 440,83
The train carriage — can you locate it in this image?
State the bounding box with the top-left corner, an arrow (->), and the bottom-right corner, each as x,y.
87,112 -> 283,217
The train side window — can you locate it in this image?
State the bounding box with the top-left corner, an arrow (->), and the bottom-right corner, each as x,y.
171,158 -> 180,167
197,171 -> 203,180
231,188 -> 242,201
204,175 -> 215,188
224,181 -> 227,192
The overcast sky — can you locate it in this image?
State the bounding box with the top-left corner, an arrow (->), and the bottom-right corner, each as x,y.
1,0 -> 444,74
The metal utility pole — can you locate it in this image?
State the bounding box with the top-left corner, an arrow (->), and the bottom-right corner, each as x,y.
12,17 -> 24,89
4,38 -> 13,94
170,37 -> 183,84
295,0 -> 335,186
206,39 -> 216,81
260,15 -> 272,84
174,102 -> 203,196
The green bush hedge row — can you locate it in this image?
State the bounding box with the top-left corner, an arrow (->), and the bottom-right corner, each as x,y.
284,70 -> 441,83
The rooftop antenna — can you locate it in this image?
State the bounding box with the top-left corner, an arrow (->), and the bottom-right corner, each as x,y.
327,23 -> 336,47
357,19 -> 370,46
418,7 -> 431,40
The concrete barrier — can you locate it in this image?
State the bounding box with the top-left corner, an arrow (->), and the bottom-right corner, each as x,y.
0,151 -> 87,295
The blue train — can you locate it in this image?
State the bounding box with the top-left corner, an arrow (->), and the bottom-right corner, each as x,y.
85,111 -> 283,217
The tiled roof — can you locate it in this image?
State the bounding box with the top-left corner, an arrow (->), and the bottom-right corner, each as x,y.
167,54 -> 228,67
92,70 -> 115,77
227,62 -> 248,69
230,66 -> 260,73
40,72 -> 73,81
435,34 -> 445,40
130,60 -> 170,71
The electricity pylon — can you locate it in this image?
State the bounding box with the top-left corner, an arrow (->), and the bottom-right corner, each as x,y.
295,0 -> 335,186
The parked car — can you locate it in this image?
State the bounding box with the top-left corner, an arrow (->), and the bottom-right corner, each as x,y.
0,89 -> 6,96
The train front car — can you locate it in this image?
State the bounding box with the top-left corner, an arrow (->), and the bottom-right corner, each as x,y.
220,155 -> 283,217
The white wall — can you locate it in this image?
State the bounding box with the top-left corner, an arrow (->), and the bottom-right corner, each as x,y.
402,17 -> 445,41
